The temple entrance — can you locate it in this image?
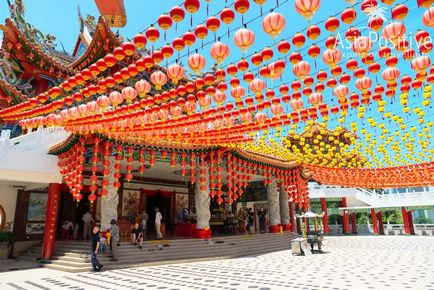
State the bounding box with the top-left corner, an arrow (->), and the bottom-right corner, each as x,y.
145,191 -> 173,235
57,190 -> 92,239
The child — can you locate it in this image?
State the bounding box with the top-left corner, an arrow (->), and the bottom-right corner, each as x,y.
73,222 -> 79,239
160,219 -> 166,239
99,236 -> 107,254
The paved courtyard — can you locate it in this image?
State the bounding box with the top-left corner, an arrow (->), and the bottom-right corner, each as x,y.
0,236 -> 433,290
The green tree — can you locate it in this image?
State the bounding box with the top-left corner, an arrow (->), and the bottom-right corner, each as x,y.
414,217 -> 433,224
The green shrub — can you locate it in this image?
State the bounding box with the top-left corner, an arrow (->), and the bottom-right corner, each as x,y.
0,231 -> 14,243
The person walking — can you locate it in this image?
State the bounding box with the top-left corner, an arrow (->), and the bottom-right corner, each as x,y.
139,210 -> 148,240
258,208 -> 267,234
109,219 -> 120,261
82,210 -> 94,240
247,208 -> 255,234
91,226 -> 103,272
155,207 -> 163,239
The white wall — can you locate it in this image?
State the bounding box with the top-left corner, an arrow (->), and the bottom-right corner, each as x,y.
0,184 -> 18,229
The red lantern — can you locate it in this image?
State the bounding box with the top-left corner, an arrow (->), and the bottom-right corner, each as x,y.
324,17 -> 340,33
392,4 -> 409,20
220,8 -> 235,24
184,0 -> 200,14
145,25 -> 160,42
306,25 -> 321,40
158,14 -> 173,31
170,6 -> 185,22
194,24 -> 208,40
341,7 -> 357,24
292,33 -> 306,48
206,16 -> 221,33
277,40 -> 291,54
234,0 -> 250,14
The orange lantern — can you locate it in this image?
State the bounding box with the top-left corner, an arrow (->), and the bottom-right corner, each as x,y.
262,12 -> 286,38
295,0 -> 321,20
233,28 -> 255,52
210,41 -> 230,64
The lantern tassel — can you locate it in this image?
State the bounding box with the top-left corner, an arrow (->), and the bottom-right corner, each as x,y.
190,14 -> 193,26
260,6 -> 263,16
164,31 -> 166,41
227,27 -> 230,38
207,4 -> 209,16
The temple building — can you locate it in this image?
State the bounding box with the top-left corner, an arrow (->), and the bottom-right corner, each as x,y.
0,0 -> 433,271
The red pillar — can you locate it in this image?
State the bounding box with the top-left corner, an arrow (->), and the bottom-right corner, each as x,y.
320,198 -> 329,234
407,211 -> 414,235
289,202 -> 295,232
377,212 -> 384,235
341,197 -> 350,234
42,183 -> 61,260
351,213 -> 357,234
401,207 -> 410,235
370,208 -> 378,234
296,214 -> 301,234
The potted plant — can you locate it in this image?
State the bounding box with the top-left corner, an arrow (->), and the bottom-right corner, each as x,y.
0,222 -> 14,259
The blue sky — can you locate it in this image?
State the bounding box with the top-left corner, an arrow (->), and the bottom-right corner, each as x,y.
0,0 -> 432,168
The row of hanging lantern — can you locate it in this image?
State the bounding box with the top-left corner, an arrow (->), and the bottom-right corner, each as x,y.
2,0 -> 433,122
306,161 -> 434,188
57,137 -> 309,207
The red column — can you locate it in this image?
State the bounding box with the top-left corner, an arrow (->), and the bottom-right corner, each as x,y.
370,208 -> 378,234
42,183 -> 61,260
407,211 -> 414,235
351,213 -> 357,234
401,207 -> 410,235
377,212 -> 384,235
296,214 -> 301,234
289,202 -> 295,232
341,197 -> 349,234
320,198 -> 329,234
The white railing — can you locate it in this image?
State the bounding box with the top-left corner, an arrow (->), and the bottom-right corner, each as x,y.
309,182 -> 434,208
11,127 -> 69,154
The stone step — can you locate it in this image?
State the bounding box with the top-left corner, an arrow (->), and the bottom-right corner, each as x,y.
43,245 -> 292,273
31,234 -> 294,255
49,240 -> 291,265
53,233 -> 293,248
23,233 -> 297,272
52,239 -> 292,260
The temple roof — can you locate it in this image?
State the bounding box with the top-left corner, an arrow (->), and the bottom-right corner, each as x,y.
0,1 -> 120,109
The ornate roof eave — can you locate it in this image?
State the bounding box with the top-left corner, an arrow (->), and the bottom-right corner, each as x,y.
2,18 -> 75,78
49,133 -> 300,170
68,17 -> 121,71
0,77 -> 27,108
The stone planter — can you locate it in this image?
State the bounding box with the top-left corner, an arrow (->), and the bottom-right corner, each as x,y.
0,242 -> 9,259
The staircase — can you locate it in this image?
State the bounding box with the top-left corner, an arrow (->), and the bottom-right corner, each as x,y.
20,233 -> 297,272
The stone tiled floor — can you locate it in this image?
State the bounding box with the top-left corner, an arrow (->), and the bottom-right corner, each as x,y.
0,236 -> 433,290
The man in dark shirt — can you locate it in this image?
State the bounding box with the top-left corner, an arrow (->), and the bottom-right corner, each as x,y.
130,222 -> 144,249
91,226 -> 103,272
258,208 -> 267,234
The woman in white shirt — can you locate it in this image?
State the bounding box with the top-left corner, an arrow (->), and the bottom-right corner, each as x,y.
155,207 -> 163,239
